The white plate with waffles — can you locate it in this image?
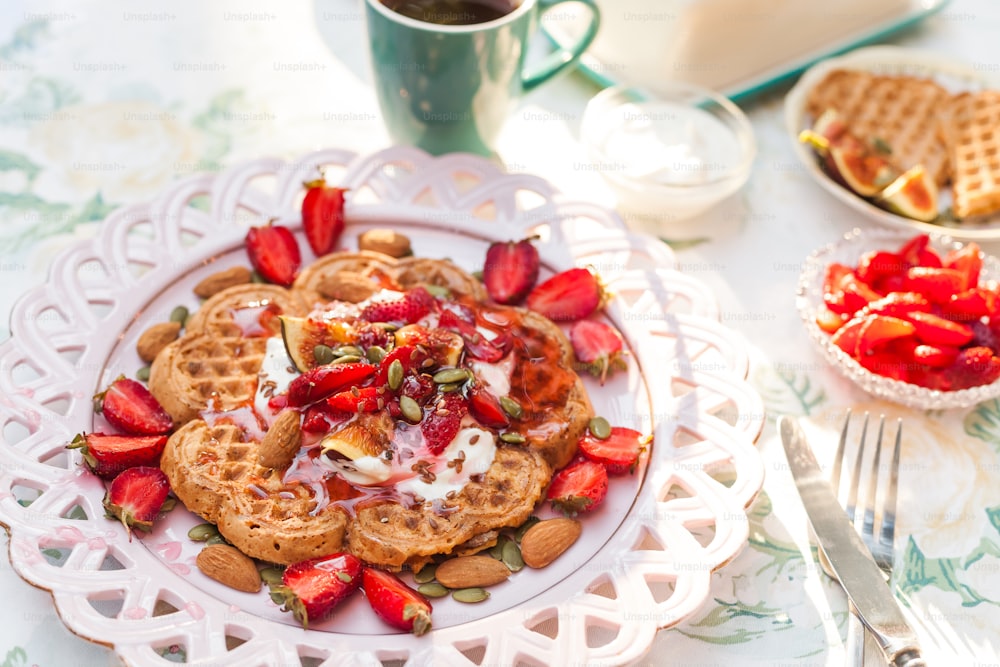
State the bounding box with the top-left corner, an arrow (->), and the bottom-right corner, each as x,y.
785,46 -> 1000,241
0,147 -> 765,666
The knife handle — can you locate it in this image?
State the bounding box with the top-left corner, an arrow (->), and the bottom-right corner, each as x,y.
893,649 -> 926,667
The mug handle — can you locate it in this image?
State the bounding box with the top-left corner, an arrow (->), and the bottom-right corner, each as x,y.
522,0 -> 600,93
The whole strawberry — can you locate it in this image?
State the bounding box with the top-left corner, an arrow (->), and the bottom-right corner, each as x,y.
302,178 -> 346,257
96,376 -> 173,435
546,458 -> 608,514
103,466 -> 171,539
526,267 -> 604,322
246,223 -> 301,287
570,319 -> 627,384
362,567 -> 433,636
272,553 -> 363,628
482,236 -> 539,305
68,432 -> 167,479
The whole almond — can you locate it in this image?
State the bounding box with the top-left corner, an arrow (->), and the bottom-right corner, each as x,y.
193,266 -> 253,298
317,271 -> 378,302
435,555 -> 511,589
258,410 -> 302,469
519,517 -> 582,569
196,544 -> 261,593
358,229 -> 412,258
136,321 -> 182,363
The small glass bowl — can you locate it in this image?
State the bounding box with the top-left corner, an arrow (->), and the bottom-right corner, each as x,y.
580,83 -> 755,230
798,227 -> 1000,410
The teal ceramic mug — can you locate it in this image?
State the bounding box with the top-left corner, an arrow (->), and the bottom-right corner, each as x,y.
364,0 -> 600,156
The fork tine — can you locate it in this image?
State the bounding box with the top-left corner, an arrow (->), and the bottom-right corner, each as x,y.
845,412 -> 869,523
864,416 -> 886,549
831,409 -> 852,497
881,419 -> 902,552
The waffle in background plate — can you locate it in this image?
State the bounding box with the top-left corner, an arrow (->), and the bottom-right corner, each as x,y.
805,69 -> 952,186
942,91 -> 1000,219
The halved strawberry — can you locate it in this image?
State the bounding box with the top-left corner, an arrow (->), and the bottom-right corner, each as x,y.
815,307 -> 847,334
96,377 -> 173,435
327,386 -> 382,413
286,363 -> 375,407
913,343 -> 960,368
546,458 -> 608,514
246,223 -> 301,287
301,403 -> 351,434
467,384 -> 509,429
437,310 -> 504,362
904,267 -> 965,304
943,289 -> 992,322
359,287 -> 436,325
302,179 -> 346,257
857,345 -> 909,382
374,345 -> 429,386
944,242 -> 982,291
526,268 -> 604,322
898,234 -> 942,268
102,466 -> 170,539
861,292 -> 930,319
67,432 -> 167,479
856,315 -> 915,356
273,553 -> 363,628
421,393 -> 467,454
903,311 -> 974,348
578,427 -> 649,474
482,236 -> 539,305
941,346 -> 1000,390
823,262 -> 853,294
856,250 -> 905,284
569,319 -> 627,385
362,567 -> 432,636
830,315 -> 867,356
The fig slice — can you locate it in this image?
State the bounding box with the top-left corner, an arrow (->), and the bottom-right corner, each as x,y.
877,165 -> 939,222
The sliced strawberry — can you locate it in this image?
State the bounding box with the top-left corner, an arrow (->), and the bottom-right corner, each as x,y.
857,345 -> 909,382
359,287 -> 436,325
286,363 -> 375,407
547,458 -> 608,514
246,223 -> 301,287
374,345 -> 430,386
96,376 -> 173,435
943,289 -> 992,322
569,319 -> 627,385
824,270 -> 881,316
815,307 -> 847,334
301,180 -> 346,256
526,268 -> 604,322
467,384 -> 509,429
904,267 -> 965,304
823,262 -> 853,294
102,466 -> 170,539
903,311 -> 974,348
944,242 -> 982,291
861,292 -> 930,319
437,310 -> 504,362
856,315 -> 915,356
400,374 -> 435,403
421,393 -> 467,454
67,432 -> 167,479
830,315 -> 866,356
856,250 -> 905,284
301,403 -> 351,434
941,347 -> 1000,390
913,343 -> 960,368
362,567 -> 433,636
578,427 -> 649,474
898,234 -> 941,268
273,553 -> 363,628
482,236 -> 540,305
327,386 -> 382,413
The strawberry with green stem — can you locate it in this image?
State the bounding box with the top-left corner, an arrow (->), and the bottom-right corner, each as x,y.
271,553 -> 363,628
102,466 -> 171,539
302,176 -> 347,257
68,432 -> 167,479
362,567 -> 433,636
95,376 -> 173,436
570,319 -> 627,385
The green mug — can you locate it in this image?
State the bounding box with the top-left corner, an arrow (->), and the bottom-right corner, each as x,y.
364,0 -> 600,156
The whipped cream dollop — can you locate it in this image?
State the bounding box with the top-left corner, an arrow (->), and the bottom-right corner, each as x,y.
254,337 -> 300,421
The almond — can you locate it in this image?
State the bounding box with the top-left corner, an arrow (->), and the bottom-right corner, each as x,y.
519,517 -> 581,569
196,544 -> 261,593
258,409 -> 302,469
317,271 -> 378,302
192,266 -> 253,298
434,555 -> 511,589
358,229 -> 412,258
136,321 -> 181,363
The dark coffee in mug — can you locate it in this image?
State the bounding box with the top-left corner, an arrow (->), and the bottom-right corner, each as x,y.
380,0 -> 517,25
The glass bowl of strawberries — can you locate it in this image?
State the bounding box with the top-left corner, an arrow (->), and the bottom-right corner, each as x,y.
798,227 -> 1000,410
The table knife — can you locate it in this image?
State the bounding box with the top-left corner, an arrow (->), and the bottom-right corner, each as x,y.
779,416 -> 925,667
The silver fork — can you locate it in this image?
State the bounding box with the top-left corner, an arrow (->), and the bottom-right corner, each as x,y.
822,410 -> 902,664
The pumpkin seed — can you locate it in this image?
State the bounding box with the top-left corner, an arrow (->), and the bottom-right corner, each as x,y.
366,345 -> 386,363
333,345 -> 363,357
169,305 -> 189,325
501,539 -> 524,572
313,344 -> 335,365
499,432 -> 526,444
331,354 -> 363,365
205,533 -> 229,546
375,322 -> 398,332
514,516 -> 540,543
413,564 -> 437,584
400,395 -> 423,423
187,523 -> 219,542
438,382 -> 461,392
259,567 -> 284,586
588,416 -> 612,440
433,368 -> 470,385
452,587 -> 490,603
250,270 -> 266,284
388,359 -> 404,390
136,366 -> 151,382
499,396 -> 522,419
424,284 -> 451,298
489,535 -> 510,560
418,582 -> 450,598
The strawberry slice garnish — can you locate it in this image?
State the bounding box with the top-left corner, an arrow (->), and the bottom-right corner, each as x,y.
482,236 -> 539,305
374,345 -> 430,386
96,376 -> 173,435
246,223 -> 301,287
526,267 -> 604,322
362,567 -> 433,636
272,553 -> 363,628
856,315 -> 915,356
903,311 -> 974,347
286,363 -> 375,407
67,432 -> 167,479
578,427 -> 649,474
302,179 -> 346,257
359,287 -> 436,325
898,233 -> 942,268
421,393 -> 467,454
327,386 -> 382,413
856,250 -> 905,284
944,242 -> 982,290
546,458 -> 608,515
467,384 -> 509,429
569,319 -> 627,385
102,466 -> 171,539
437,309 -> 505,362
903,267 -> 965,304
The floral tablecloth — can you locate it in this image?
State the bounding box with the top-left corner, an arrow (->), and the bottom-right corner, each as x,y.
2,0 -> 1000,665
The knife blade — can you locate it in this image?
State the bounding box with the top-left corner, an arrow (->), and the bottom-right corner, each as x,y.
779,415 -> 926,667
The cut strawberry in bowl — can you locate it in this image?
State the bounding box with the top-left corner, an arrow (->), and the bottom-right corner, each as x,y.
798,228 -> 1000,409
